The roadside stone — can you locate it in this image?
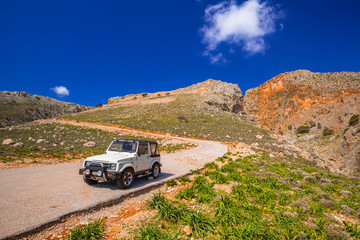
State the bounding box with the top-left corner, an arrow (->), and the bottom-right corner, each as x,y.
298,231 -> 307,240
28,137 -> 35,141
293,200 -> 312,212
84,141 -> 96,147
2,139 -> 14,145
341,205 -> 355,215
320,178 -> 332,186
340,190 -> 353,197
183,225 -> 191,236
325,224 -> 350,240
293,180 -> 303,188
284,211 -> 298,219
256,134 -> 263,140
307,223 -> 318,229
304,176 -> 316,183
322,193 -> 330,200
37,139 -> 45,144
320,199 -> 333,208
13,142 -> 24,148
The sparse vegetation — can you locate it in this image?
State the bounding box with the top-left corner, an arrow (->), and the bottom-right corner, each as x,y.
0,122 -> 194,166
61,94 -> 272,146
95,103 -> 103,108
142,93 -> 148,98
349,114 -> 359,126
166,179 -> 177,187
323,127 -> 335,136
67,219 -> 104,240
296,125 -> 310,134
135,152 -> 360,239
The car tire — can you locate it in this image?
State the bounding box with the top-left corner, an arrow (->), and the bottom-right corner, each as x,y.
83,176 -> 98,185
151,163 -> 161,179
117,168 -> 134,189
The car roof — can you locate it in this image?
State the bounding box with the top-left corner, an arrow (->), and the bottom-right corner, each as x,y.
113,139 -> 158,144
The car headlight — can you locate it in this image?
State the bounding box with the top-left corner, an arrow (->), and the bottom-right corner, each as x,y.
109,163 -> 116,170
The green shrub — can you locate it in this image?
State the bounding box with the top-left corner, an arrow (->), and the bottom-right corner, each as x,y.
166,179 -> 177,187
67,219 -> 104,240
323,127 -> 334,136
177,115 -> 189,123
178,175 -> 191,185
296,126 -> 310,134
185,211 -> 214,237
142,93 -> 148,97
147,192 -> 186,222
133,223 -> 176,240
190,169 -> 201,174
95,103 -> 103,108
205,162 -> 218,170
349,114 -> 359,126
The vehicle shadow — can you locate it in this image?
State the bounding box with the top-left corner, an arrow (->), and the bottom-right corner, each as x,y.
90,172 -> 174,190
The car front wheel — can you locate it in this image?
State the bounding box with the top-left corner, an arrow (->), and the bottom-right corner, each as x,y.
117,168 -> 134,189
83,176 -> 98,185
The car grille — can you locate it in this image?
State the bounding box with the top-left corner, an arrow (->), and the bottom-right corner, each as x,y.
90,162 -> 110,168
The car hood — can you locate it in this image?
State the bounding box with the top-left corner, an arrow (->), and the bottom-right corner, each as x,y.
86,152 -> 135,163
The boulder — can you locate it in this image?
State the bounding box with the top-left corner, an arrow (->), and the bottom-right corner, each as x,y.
2,139 -> 14,145
84,141 -> 96,147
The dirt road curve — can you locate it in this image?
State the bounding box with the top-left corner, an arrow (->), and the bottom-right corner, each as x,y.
0,132 -> 227,239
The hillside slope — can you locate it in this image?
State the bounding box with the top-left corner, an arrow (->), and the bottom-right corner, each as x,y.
63,79 -> 272,147
245,70 -> 360,176
0,91 -> 88,127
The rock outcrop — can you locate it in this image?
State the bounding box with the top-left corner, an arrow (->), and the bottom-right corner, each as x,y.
245,70 -> 360,134
175,79 -> 245,113
0,91 -> 89,128
245,70 -> 360,176
108,79 -> 245,113
341,122 -> 360,175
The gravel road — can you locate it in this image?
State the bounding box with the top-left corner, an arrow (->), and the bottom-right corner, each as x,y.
0,138 -> 227,239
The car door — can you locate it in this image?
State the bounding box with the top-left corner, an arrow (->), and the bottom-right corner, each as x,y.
137,143 -> 150,172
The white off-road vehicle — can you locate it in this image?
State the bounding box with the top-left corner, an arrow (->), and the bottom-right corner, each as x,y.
79,140 -> 161,189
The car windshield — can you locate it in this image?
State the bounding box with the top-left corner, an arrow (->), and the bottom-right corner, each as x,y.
108,141 -> 137,153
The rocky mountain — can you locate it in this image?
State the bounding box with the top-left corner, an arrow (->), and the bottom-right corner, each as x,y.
62,72 -> 360,176
108,79 -> 245,113
245,70 -> 360,176
0,91 -> 89,128
245,70 -> 360,134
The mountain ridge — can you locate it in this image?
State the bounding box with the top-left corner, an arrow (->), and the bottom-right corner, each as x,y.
0,91 -> 89,128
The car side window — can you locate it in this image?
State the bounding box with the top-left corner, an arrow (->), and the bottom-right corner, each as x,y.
150,143 -> 159,156
138,143 -> 148,156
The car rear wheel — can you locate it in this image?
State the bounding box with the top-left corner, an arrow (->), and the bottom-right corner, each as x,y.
151,163 -> 160,179
83,176 -> 98,185
117,168 -> 134,189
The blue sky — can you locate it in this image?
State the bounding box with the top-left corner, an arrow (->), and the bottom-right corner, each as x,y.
1,0 -> 359,106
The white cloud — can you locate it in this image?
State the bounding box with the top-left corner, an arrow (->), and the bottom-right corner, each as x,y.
51,86 -> 69,97
201,0 -> 283,63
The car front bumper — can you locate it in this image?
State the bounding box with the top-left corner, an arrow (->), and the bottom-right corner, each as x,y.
79,168 -> 118,180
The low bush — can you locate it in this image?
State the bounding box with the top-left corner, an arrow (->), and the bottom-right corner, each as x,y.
349,114 -> 359,126
67,219 -> 104,240
204,162 -> 218,170
296,126 -> 310,134
323,127 -> 334,136
166,179 -> 177,187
